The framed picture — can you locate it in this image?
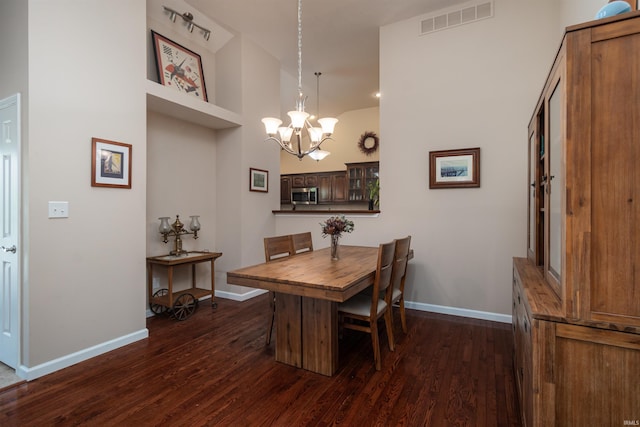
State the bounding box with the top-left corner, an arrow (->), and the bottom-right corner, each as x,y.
429,147 -> 480,189
151,30 -> 207,102
250,168 -> 268,193
91,138 -> 132,189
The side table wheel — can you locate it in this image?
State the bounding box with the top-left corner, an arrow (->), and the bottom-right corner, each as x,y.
150,288 -> 169,315
212,301 -> 218,309
172,293 -> 197,321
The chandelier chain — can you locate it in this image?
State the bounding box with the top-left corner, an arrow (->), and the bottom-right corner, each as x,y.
297,0 -> 303,97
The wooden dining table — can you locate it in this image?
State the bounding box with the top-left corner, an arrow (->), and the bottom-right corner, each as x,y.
226,245 -> 380,376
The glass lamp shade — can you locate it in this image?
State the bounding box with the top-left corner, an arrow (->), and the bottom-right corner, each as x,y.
318,117 -> 338,135
308,127 -> 323,143
262,117 -> 282,135
278,127 -> 293,142
158,217 -> 171,233
189,215 -> 201,232
288,110 -> 309,129
308,149 -> 330,161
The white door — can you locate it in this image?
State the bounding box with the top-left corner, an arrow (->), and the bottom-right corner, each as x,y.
0,94 -> 20,369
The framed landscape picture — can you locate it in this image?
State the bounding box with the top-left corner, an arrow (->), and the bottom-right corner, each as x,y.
429,147 -> 480,189
151,30 -> 208,102
250,168 -> 268,192
91,138 -> 132,189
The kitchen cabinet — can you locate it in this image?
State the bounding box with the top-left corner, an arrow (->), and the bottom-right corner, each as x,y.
281,171 -> 347,204
291,174 -> 317,188
346,161 -> 379,202
514,12 -> 640,426
280,176 -> 292,204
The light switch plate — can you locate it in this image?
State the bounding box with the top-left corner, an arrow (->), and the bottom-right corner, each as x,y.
48,201 -> 69,218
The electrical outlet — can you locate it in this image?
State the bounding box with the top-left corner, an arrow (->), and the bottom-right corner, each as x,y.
48,201 -> 69,218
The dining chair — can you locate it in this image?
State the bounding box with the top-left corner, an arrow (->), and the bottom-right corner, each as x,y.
338,240 -> 396,371
390,236 -> 412,335
291,231 -> 314,254
263,235 -> 295,345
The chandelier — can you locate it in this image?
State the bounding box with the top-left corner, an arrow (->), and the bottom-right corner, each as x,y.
261,0 -> 338,161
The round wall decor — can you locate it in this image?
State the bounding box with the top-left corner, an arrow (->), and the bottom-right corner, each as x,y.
358,131 -> 379,156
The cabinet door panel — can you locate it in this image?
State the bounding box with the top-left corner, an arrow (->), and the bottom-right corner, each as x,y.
317,175 -> 331,203
331,174 -> 347,202
590,34 -> 640,325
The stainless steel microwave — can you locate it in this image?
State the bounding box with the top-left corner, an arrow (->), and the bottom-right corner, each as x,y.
291,187 -> 318,205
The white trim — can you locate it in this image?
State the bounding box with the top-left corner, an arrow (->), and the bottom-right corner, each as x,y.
212,290 -> 513,324
16,329 -> 149,381
405,301 -> 512,324
145,289 -> 268,317
214,288 -> 266,301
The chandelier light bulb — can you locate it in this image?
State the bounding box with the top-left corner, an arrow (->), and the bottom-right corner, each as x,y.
288,110 -> 309,129
278,127 -> 293,142
262,118 -> 282,135
317,117 -> 338,135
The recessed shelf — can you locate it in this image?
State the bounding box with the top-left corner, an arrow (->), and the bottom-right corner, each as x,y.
146,80 -> 242,130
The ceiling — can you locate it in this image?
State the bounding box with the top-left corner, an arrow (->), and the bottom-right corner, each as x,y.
185,0 -> 470,117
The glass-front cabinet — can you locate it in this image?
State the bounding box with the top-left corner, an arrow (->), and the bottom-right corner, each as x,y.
346,161 -> 379,202
527,65 -> 563,298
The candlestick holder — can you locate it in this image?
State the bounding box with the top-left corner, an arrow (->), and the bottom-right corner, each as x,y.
158,214 -> 201,256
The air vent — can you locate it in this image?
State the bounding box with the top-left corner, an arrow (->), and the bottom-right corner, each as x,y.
420,1 -> 493,35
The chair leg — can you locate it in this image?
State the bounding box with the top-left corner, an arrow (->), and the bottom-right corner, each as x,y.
371,320 -> 381,371
399,298 -> 407,334
266,292 -> 275,345
384,309 -> 395,351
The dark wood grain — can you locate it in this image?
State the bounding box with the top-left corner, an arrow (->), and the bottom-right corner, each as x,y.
228,246 -> 379,302
0,294 -> 520,426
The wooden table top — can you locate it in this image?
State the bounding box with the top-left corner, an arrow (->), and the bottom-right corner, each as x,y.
226,245 -> 379,302
147,251 -> 223,266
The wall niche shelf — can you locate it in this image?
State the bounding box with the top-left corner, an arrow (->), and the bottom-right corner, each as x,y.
146,80 -> 242,130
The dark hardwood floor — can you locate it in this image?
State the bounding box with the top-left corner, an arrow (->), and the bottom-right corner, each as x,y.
0,294 -> 521,426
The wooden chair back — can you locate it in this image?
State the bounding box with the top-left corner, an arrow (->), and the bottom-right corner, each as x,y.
338,240 -> 397,370
392,236 -> 411,294
264,235 -> 294,262
372,240 -> 397,313
291,232 -> 314,254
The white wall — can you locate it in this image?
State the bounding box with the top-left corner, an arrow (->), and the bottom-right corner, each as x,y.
24,0 -> 147,372
215,35 -> 281,296
146,112 -> 218,290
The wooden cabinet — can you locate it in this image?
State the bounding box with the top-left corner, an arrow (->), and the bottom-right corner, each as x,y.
527,11 -> 640,326
346,161 -> 379,202
281,171 -> 347,204
515,13 -> 640,427
280,176 -> 291,204
513,259 -> 640,427
331,173 -> 347,203
290,174 -> 317,188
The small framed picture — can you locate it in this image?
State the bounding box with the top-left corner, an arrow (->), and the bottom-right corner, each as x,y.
91,138 -> 132,189
429,147 -> 480,189
151,30 -> 207,102
250,168 -> 268,193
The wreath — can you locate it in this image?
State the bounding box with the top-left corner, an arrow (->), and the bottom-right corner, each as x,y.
358,131 -> 379,156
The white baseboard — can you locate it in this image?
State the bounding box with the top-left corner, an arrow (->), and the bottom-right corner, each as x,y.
214,288 -> 266,301
405,301 -> 512,324
145,289 -> 268,317
208,290 -> 512,324
16,328 -> 149,381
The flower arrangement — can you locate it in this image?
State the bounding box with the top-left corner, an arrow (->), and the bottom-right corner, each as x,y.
320,215 -> 355,238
